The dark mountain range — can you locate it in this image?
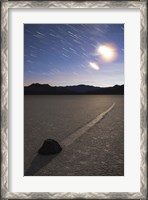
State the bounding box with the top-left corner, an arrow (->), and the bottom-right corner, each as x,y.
24,83 -> 124,95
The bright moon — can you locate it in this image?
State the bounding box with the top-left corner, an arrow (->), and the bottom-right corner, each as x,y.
89,62 -> 99,70
98,44 -> 117,62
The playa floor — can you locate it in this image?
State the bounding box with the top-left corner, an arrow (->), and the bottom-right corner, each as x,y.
24,95 -> 124,176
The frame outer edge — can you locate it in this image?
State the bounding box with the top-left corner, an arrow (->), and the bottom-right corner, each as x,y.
1,1 -> 147,199
1,2 -> 8,200
140,1 -> 147,199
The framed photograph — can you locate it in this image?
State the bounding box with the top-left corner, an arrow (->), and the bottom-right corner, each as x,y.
1,1 -> 147,199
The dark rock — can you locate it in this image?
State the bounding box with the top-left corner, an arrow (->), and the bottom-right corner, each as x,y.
38,139 -> 62,155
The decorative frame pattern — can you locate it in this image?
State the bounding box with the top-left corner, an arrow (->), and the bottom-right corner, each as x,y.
1,1 -> 147,199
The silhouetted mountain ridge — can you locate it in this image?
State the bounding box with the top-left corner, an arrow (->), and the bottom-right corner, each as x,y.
24,83 -> 124,95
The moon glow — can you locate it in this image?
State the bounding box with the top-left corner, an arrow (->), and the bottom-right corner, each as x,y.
98,44 -> 117,62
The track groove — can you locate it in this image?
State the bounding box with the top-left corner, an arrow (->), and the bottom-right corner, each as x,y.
61,102 -> 115,147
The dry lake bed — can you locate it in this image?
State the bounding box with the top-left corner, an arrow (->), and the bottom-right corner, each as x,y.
24,95 -> 124,176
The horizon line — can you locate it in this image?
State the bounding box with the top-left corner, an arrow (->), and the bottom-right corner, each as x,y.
24,83 -> 124,88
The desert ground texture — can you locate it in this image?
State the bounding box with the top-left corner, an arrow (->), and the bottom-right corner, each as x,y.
24,95 -> 124,176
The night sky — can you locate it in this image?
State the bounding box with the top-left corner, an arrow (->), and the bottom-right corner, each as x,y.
24,24 -> 124,87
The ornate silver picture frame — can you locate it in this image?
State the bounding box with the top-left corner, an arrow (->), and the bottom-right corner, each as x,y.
1,1 -> 147,199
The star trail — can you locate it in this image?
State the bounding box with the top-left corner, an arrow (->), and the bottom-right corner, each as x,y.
24,24 -> 124,87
